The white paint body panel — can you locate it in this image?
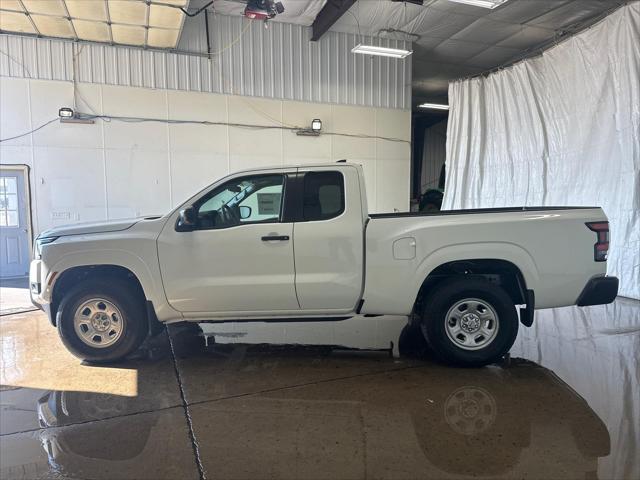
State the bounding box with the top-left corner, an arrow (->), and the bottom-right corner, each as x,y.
158,222 -> 298,314
29,163 -> 608,324
31,217 -> 182,322
39,218 -> 144,237
293,166 -> 364,312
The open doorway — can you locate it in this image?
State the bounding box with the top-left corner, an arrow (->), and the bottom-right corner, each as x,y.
411,111 -> 448,212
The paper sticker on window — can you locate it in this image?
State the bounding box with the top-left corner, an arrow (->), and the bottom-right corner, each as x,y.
257,193 -> 281,215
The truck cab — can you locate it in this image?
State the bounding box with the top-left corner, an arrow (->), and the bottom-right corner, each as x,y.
158,164 -> 367,318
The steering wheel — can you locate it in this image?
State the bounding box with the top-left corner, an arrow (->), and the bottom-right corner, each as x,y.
221,205 -> 240,225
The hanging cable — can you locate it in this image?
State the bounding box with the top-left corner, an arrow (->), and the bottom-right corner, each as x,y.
0,118 -> 59,143
0,113 -> 410,145
159,0 -> 214,17
345,8 -> 363,43
182,0 -> 213,17
0,49 -> 32,78
207,20 -> 251,57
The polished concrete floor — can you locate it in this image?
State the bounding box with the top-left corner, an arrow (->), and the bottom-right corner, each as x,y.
0,277 -> 34,316
0,298 -> 638,479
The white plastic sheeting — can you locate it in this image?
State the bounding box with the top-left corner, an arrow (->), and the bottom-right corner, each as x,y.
443,3 -> 640,300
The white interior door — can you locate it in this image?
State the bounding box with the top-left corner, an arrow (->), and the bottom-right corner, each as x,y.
0,169 -> 30,279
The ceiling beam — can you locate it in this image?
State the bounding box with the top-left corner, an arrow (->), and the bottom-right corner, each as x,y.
311,0 -> 357,41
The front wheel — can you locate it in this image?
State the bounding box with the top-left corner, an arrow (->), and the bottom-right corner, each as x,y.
420,278 -> 519,367
56,280 -> 148,363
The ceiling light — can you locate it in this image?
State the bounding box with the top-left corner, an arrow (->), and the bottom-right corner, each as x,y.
446,0 -> 508,9
418,103 -> 449,110
351,44 -> 413,59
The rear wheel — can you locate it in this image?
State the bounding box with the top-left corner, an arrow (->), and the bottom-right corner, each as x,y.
57,280 -> 148,363
420,278 -> 518,367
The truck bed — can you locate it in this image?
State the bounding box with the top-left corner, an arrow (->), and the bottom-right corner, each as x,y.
369,206 -> 599,219
362,206 -> 608,315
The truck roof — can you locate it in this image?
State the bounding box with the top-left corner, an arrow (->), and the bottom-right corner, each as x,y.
231,161 -> 359,176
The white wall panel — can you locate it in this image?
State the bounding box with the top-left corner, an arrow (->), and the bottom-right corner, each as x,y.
0,77 -> 31,147
1,13 -> 411,109
33,146 -> 107,226
105,148 -> 172,218
227,95 -> 283,172
1,77 -> 410,235
375,108 -> 411,213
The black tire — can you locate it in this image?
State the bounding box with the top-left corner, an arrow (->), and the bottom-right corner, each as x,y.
56,280 -> 148,363
420,278 -> 518,367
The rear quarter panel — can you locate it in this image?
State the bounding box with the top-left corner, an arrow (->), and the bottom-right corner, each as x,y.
362,208 -> 607,315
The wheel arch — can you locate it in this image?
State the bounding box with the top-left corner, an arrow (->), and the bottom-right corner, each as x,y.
51,265 -> 147,328
413,258 -> 531,317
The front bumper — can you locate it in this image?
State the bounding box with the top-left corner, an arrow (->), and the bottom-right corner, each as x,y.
576,276 -> 619,306
29,259 -> 56,325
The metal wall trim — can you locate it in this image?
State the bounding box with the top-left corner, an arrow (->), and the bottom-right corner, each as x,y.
0,15 -> 411,109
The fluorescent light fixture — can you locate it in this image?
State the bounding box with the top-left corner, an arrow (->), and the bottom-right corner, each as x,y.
351,44 -> 412,59
418,103 -> 449,110
446,0 -> 508,9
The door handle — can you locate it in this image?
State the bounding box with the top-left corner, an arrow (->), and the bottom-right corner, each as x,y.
261,235 -> 290,241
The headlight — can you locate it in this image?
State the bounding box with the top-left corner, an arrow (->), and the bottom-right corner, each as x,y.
34,237 -> 59,259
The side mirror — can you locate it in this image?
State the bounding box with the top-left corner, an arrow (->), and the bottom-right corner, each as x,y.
176,206 -> 197,231
239,205 -> 252,220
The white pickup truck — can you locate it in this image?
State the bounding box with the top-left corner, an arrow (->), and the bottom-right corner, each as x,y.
30,162 -> 618,366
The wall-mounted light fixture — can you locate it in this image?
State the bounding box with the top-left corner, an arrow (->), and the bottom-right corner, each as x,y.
351,44 -> 413,59
418,103 -> 449,110
58,107 -> 95,124
58,107 -> 74,119
297,119 -> 323,137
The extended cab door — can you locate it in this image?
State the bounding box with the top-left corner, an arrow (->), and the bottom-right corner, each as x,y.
292,166 -> 365,311
157,170 -> 299,315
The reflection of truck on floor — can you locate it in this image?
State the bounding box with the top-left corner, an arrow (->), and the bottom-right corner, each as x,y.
17,352 -> 608,479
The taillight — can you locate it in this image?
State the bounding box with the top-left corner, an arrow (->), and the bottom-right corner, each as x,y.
586,222 -> 609,262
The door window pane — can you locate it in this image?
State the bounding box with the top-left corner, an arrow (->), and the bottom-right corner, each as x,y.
195,174 -> 284,230
303,172 -> 345,221
5,211 -> 18,227
0,177 -> 19,227
5,194 -> 18,210
2,177 -> 17,194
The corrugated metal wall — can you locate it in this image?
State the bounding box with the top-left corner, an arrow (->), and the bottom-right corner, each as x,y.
0,14 -> 411,109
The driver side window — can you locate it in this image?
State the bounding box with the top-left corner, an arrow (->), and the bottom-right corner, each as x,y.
195,174 -> 284,230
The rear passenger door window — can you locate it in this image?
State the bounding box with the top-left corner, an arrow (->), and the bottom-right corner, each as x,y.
302,171 -> 345,221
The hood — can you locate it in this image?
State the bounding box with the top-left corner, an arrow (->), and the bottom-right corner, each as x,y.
38,216 -> 161,238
